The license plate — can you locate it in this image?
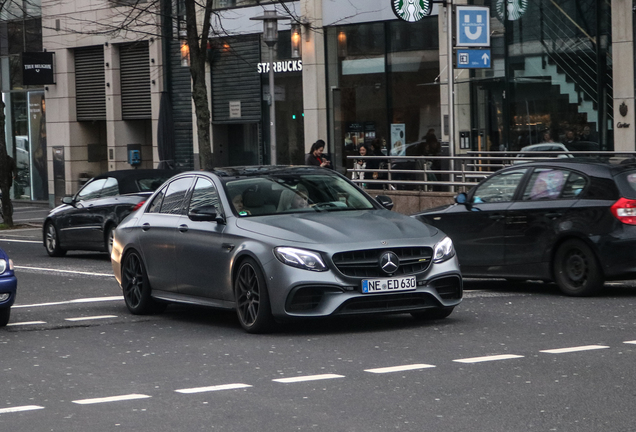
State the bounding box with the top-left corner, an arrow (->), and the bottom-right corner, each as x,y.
362,275 -> 416,294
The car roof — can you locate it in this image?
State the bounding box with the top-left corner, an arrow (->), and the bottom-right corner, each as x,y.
91,169 -> 178,193
520,143 -> 568,151
504,157 -> 636,178
204,165 -> 333,179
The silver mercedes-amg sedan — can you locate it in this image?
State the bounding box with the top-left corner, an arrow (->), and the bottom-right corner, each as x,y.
111,166 -> 462,333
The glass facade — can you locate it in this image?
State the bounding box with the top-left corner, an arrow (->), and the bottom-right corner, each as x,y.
467,0 -> 612,151
326,18 -> 440,172
0,3 -> 46,201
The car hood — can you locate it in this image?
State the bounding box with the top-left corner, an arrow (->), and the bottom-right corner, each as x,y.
235,210 -> 438,244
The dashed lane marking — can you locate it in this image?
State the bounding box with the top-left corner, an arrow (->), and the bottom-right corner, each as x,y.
273,374 -> 345,383
0,405 -> 44,414
540,345 -> 610,354
453,354 -> 524,364
72,394 -> 151,405
14,296 -> 122,309
6,321 -> 46,326
364,364 -> 436,374
623,340 -> 636,344
175,384 -> 252,394
14,265 -> 113,277
0,239 -> 41,244
65,315 -> 118,322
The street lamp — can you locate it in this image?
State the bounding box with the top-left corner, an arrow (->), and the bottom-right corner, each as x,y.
251,10 -> 289,165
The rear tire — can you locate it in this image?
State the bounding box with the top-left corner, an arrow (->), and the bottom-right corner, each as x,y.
0,308 -> 10,327
44,222 -> 67,257
411,306 -> 455,321
234,258 -> 275,333
553,239 -> 603,296
121,251 -> 166,314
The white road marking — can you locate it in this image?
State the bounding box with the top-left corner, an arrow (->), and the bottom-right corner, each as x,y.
273,374 -> 345,383
72,394 -> 151,405
65,315 -> 117,322
623,340 -> 636,345
14,296 -> 122,309
364,364 -> 436,374
175,384 -> 252,394
6,321 -> 46,326
0,239 -> 41,244
14,265 -> 113,277
0,227 -> 40,233
0,405 -> 44,414
453,354 -> 524,364
540,345 -> 609,354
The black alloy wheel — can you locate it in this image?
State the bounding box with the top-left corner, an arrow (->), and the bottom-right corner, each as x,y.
121,251 -> 165,314
411,306 -> 455,321
44,222 -> 66,257
234,258 -> 274,333
0,307 -> 10,327
553,239 -> 603,296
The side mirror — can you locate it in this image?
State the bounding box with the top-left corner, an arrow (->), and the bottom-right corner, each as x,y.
375,195 -> 394,211
62,196 -> 75,205
188,205 -> 224,223
455,193 -> 468,204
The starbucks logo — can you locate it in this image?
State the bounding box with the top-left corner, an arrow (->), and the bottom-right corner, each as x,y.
496,0 -> 528,21
392,0 -> 431,23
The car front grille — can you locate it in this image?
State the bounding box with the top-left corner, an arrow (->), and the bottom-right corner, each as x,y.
332,247 -> 433,278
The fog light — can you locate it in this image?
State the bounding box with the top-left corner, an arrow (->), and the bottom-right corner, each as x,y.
0,293 -> 10,301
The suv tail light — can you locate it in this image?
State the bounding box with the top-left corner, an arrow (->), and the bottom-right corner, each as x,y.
131,200 -> 146,212
611,198 -> 636,225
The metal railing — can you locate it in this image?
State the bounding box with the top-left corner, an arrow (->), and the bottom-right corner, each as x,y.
347,151 -> 636,192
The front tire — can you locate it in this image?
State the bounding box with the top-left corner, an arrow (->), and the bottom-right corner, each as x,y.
105,225 -> 116,255
0,308 -> 10,327
44,222 -> 67,257
121,251 -> 165,314
411,306 -> 455,321
234,258 -> 274,333
553,239 -> 603,296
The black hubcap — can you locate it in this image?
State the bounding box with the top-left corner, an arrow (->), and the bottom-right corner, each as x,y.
123,254 -> 144,308
565,249 -> 587,286
236,264 -> 260,326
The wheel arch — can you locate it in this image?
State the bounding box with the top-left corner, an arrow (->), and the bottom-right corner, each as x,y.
548,234 -> 604,280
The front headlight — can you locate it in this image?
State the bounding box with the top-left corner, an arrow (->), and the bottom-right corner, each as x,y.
0,259 -> 7,274
433,237 -> 455,263
274,247 -> 328,272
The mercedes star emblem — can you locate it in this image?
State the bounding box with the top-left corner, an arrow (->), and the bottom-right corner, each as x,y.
380,251 -> 399,274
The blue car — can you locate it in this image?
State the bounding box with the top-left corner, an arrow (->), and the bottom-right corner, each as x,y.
0,248 -> 16,326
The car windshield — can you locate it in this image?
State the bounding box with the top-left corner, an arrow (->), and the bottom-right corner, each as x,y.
225,172 -> 375,216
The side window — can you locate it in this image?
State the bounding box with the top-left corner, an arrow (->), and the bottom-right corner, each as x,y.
159,177 -> 193,215
100,177 -> 119,197
188,178 -> 221,213
561,172 -> 587,199
522,169 -> 568,201
473,169 -> 527,203
147,186 -> 166,214
77,178 -> 107,201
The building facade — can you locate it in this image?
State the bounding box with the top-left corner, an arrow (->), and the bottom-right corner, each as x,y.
0,0 -> 633,205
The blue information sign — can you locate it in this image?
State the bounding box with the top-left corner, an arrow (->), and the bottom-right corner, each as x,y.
456,6 -> 490,47
456,49 -> 491,69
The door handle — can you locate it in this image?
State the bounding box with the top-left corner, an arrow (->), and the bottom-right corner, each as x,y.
178,224 -> 189,233
142,223 -> 150,231
546,212 -> 563,219
489,214 -> 505,221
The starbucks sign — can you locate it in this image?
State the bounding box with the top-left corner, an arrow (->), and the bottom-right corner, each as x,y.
391,0 -> 431,23
496,0 -> 528,21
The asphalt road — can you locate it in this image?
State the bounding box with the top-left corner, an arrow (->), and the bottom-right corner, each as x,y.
1,209 -> 636,431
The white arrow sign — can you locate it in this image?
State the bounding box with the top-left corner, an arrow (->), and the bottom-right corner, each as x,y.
482,53 -> 490,64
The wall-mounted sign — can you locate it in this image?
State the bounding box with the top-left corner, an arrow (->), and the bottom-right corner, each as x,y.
229,101 -> 241,119
456,6 -> 490,47
496,0 -> 529,21
391,0 -> 431,22
23,52 -> 55,85
257,60 -> 303,74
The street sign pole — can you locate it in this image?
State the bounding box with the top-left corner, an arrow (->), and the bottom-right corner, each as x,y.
446,0 -> 455,189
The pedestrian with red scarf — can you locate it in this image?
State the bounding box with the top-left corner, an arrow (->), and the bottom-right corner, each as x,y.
305,140 -> 331,168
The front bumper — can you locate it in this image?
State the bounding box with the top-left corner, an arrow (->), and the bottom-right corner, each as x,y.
0,274 -> 17,308
263,254 -> 462,319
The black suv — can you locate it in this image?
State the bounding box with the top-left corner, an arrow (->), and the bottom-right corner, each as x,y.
414,159 -> 636,296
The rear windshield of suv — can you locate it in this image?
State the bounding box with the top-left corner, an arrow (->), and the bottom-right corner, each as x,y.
615,171 -> 636,199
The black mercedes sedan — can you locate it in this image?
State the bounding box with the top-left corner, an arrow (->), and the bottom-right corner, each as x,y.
414,159 -> 636,296
111,166 -> 462,333
43,169 -> 176,257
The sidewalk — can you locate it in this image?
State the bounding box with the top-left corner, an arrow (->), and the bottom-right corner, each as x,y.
3,200 -> 51,227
